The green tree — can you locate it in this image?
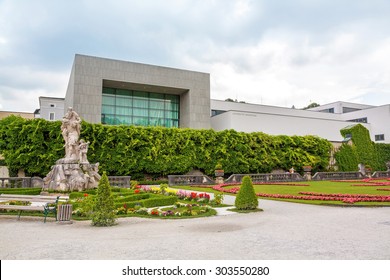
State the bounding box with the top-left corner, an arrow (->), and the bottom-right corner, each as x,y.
235,176 -> 258,210
302,102 -> 320,110
91,172 -> 116,226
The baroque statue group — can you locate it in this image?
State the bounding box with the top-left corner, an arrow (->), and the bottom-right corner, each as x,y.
43,108 -> 101,192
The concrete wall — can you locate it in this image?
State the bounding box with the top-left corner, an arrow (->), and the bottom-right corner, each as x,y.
210,99 -> 386,142
65,54 -> 211,129
341,105 -> 390,143
211,110 -> 371,142
309,101 -> 374,114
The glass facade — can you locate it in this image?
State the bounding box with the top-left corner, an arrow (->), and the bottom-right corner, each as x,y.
101,87 -> 180,127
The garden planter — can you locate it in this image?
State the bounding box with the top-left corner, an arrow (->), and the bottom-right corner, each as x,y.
303,166 -> 312,172
215,170 -> 224,177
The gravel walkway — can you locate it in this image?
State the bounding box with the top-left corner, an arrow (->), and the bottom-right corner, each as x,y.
0,199 -> 389,260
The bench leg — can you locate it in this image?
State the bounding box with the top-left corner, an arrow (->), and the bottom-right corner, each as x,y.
18,210 -> 22,220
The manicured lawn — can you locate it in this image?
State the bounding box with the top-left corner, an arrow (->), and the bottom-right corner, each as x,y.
172,179 -> 390,206
251,180 -> 390,196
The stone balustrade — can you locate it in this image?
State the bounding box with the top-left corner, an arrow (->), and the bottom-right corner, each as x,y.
168,175 -> 214,186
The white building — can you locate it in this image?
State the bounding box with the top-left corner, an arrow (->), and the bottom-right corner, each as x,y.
211,100 -> 390,144
38,96 -> 65,121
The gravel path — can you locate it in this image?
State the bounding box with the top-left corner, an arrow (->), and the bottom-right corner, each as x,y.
1,199 -> 389,260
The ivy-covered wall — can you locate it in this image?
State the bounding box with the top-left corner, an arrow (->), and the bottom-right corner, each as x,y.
334,124 -> 389,171
0,116 -> 332,178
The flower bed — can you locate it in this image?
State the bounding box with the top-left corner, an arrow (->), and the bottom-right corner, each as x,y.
211,183 -> 390,204
352,182 -> 390,186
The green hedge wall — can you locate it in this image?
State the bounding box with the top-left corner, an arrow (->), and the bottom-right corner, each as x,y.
335,124 -> 389,171
375,143 -> 390,169
0,115 -> 332,177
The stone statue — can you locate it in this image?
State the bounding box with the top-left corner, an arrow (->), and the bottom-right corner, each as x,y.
61,107 -> 81,160
358,163 -> 365,175
43,108 -> 100,192
78,139 -> 90,164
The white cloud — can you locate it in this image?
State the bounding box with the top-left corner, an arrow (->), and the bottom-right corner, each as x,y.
0,0 -> 390,112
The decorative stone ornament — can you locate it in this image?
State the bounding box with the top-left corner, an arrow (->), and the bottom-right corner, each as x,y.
303,166 -> 312,181
43,108 -> 101,192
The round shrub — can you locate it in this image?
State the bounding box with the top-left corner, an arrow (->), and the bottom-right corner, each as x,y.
235,176 -> 258,210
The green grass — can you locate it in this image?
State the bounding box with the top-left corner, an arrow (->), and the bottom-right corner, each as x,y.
172,180 -> 390,207
250,180 -> 390,196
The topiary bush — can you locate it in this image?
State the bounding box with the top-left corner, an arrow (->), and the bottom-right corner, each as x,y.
235,176 -> 258,210
91,172 -> 116,226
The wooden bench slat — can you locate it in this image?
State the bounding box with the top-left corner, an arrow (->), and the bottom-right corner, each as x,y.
0,194 -> 64,222
0,205 -> 44,211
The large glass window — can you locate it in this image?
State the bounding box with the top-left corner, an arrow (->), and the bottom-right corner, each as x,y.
101,87 -> 180,127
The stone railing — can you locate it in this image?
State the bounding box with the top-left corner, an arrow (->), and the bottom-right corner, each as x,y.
312,172 -> 364,181
168,175 -> 214,186
108,176 -> 131,188
225,173 -> 304,184
0,177 -> 43,188
372,171 -> 390,178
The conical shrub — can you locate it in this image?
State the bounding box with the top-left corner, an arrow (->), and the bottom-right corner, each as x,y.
91,172 -> 116,226
235,175 -> 258,210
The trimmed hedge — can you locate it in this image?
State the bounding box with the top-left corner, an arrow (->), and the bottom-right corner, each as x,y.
0,188 -> 41,195
142,196 -> 178,208
114,193 -> 151,203
113,196 -> 178,209
0,116 -> 332,177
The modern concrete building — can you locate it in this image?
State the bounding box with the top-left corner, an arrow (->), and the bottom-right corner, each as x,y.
211,100 -> 390,143
35,54 -> 390,144
64,54 -> 211,129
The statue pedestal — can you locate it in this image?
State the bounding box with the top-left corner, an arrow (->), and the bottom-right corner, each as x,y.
43,159 -> 100,192
43,108 -> 100,192
303,172 -> 312,181
215,176 -> 224,184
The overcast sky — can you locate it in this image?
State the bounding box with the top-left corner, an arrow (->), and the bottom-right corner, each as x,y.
1,0 -> 390,112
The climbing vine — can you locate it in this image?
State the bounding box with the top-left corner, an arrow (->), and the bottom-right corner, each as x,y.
0,116 -> 332,178
335,124 -> 389,171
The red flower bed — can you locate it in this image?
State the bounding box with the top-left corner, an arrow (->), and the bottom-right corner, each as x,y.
212,183 -> 390,204
251,182 -> 310,186
377,188 -> 390,191
352,182 -> 390,187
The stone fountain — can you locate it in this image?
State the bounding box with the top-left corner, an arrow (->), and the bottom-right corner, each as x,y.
43,108 -> 101,192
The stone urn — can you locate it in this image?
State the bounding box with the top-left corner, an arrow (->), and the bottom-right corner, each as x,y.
214,163 -> 224,184
365,166 -> 372,178
303,166 -> 312,172
214,162 -> 224,177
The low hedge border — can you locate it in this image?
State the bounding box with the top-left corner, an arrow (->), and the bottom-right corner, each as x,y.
115,193 -> 151,203
0,188 -> 42,195
114,196 -> 178,209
